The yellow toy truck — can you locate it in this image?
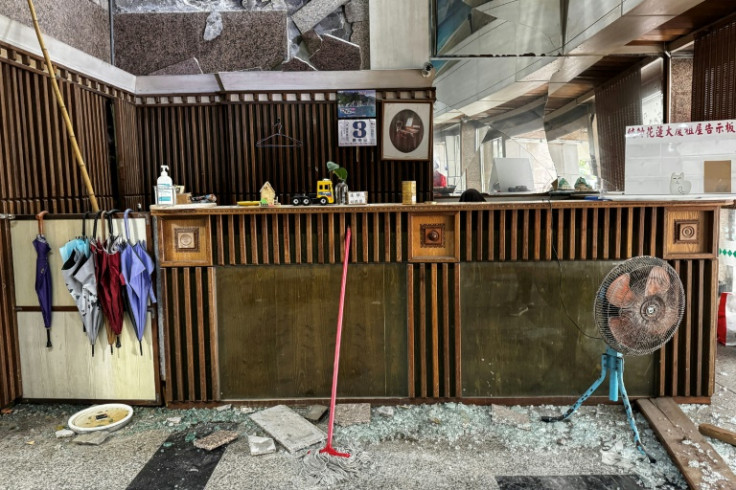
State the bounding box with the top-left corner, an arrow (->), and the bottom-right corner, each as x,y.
291,179 -> 335,205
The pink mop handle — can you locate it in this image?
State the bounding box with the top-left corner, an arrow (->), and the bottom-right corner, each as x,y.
324,227 -> 351,449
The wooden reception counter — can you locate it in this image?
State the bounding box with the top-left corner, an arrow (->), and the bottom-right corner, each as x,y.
152,198 -> 731,405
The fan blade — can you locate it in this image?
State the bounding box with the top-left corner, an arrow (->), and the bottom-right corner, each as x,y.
606,273 -> 636,308
609,313 -> 638,347
645,266 -> 671,296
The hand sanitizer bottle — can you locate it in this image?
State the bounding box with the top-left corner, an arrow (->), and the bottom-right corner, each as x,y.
156,165 -> 174,206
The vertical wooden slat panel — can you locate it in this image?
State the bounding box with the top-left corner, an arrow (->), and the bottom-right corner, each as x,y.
707,259 -> 718,396
556,209 -> 564,259
592,208 -> 599,260
499,211 -> 506,261
196,268 -> 207,400
454,264 -> 461,397
545,208 -> 553,261
419,265 -> 427,397
272,214 -> 281,264
695,260 -> 705,396
171,268 -> 184,401
261,215 -> 270,264
614,208 -> 622,259
183,268 -> 195,400
407,264 -> 415,398
442,263 -> 450,397
208,267 -> 220,401
361,212 -> 369,263
227,215 -> 236,265
603,209 -> 611,259
670,261 -> 680,397
488,210 -> 495,261
328,213 -> 335,264
533,209 -> 541,260
522,209 -> 529,260
431,264 -> 439,397
395,212 -> 403,262
476,211 -> 484,261
373,212 -> 380,262
465,212 -> 473,260
625,207 -> 634,259
510,210 -> 518,261
683,261 -> 693,397
579,208 -> 588,260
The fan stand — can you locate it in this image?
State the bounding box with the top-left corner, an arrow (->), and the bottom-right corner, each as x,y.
542,347 -> 656,463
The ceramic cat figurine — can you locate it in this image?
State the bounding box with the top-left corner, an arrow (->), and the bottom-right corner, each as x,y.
670,172 -> 692,195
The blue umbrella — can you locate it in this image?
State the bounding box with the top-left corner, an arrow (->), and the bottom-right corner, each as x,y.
122,209 -> 157,355
33,211 -> 52,348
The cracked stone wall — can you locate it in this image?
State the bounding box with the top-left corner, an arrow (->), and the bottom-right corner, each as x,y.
113,0 -> 369,75
0,0 -> 111,62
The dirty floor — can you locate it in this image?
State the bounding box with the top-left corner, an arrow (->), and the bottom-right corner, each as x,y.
0,345 -> 734,489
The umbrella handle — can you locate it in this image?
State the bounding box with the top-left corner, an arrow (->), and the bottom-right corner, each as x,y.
106,209 -> 120,241
92,210 -> 103,239
36,210 -> 48,235
124,209 -> 133,241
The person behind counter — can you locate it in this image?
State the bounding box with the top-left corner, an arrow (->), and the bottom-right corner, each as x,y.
459,188 -> 486,202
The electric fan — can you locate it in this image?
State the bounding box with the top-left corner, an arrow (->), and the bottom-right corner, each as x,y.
542,256 -> 685,462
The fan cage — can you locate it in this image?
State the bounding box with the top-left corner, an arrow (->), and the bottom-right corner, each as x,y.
594,256 -> 685,356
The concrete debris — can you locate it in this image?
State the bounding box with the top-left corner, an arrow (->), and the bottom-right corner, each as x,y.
193,430 -> 239,450
376,406 -> 394,418
239,406 -> 256,414
166,417 -> 182,425
304,405 -> 328,422
204,11 -> 224,41
308,34 -> 361,71
73,431 -> 111,446
55,429 -> 75,438
491,404 -> 531,429
250,405 -> 325,453
248,435 -> 276,455
291,0 -> 349,34
344,0 -> 367,23
216,404 -> 232,412
334,403 -> 371,426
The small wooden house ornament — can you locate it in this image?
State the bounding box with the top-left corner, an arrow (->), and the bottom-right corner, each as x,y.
260,182 -> 276,205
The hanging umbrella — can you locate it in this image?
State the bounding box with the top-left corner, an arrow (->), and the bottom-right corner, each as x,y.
121,209 -> 157,355
59,212 -> 90,263
33,211 -> 52,348
64,210 -> 104,356
96,210 -> 126,353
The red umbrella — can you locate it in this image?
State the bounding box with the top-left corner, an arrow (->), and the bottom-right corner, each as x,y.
95,210 -> 126,353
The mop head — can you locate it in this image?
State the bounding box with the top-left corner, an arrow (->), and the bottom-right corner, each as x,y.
300,447 -> 370,486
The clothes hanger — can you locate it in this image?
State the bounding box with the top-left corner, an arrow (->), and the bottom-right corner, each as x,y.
256,119 -> 303,148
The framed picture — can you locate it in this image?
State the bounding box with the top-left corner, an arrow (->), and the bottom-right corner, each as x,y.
381,101 -> 432,161
337,90 -> 377,119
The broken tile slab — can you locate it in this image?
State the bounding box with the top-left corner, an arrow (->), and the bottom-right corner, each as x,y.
334,403 -> 371,426
302,30 -> 323,55
491,404 -> 531,429
281,56 -> 317,71
248,435 -> 276,455
250,405 -> 325,453
376,406 -> 394,418
239,406 -> 256,414
149,57 -> 203,76
344,0 -> 368,23
166,416 -> 182,425
303,405 -> 328,422
216,404 -> 232,412
55,429 -> 75,438
349,20 -> 370,69
193,430 -> 239,451
314,9 -> 350,40
73,431 -> 110,445
115,11 -> 287,75
291,0 -> 350,34
309,34 -> 361,71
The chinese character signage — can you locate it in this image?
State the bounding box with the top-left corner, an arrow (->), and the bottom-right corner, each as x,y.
338,119 -> 377,147
625,119 -> 736,195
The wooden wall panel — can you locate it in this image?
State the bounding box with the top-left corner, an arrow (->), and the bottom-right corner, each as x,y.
0,45 -> 122,214
0,218 -> 21,407
692,17 -> 736,121
408,263 -> 458,399
137,90 -> 434,209
115,99 -> 145,210
161,266 -> 218,403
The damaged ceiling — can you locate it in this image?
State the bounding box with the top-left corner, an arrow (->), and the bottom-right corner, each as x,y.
432,0 -> 736,128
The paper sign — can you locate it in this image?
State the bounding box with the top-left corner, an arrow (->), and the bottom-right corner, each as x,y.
338,119 -> 377,146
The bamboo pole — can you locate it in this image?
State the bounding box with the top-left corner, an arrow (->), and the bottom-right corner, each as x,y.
25,0 -> 99,212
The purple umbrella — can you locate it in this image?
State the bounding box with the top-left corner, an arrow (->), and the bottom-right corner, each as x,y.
122,209 -> 157,355
33,211 -> 52,348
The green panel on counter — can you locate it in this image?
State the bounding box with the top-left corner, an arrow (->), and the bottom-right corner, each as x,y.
217,264 -> 407,399
461,261 -> 656,397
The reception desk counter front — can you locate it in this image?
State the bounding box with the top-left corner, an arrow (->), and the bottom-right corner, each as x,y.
152,199 -> 730,405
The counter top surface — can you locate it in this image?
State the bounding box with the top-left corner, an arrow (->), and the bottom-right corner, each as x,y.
150,198 -> 734,215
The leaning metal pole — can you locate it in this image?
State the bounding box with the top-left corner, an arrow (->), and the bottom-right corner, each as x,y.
25,0 -> 100,212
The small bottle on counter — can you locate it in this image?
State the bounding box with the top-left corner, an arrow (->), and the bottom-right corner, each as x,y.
156,165 -> 175,206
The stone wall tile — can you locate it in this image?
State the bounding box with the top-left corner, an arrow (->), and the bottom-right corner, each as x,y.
291,0 -> 349,34
308,33 -> 360,71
